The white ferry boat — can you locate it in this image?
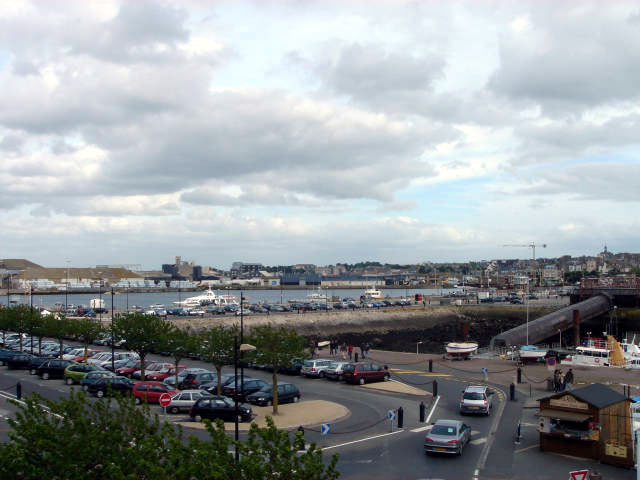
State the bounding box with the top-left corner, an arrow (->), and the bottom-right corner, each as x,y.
445,341 -> 478,358
364,288 -> 383,299
561,336 -> 627,367
173,287 -> 238,307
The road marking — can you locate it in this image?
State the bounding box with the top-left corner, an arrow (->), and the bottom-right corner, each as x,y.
473,468 -> 479,480
321,429 -> 405,451
520,422 -> 538,427
426,395 -> 440,425
417,373 -> 451,377
410,425 -> 432,433
471,429 -> 481,436
389,369 -> 424,374
470,437 -> 487,445
514,444 -> 539,454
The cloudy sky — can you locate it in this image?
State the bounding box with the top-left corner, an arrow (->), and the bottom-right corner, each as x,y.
1,0 -> 639,269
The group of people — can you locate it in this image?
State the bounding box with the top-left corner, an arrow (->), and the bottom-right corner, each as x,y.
322,340 -> 371,361
552,368 -> 574,392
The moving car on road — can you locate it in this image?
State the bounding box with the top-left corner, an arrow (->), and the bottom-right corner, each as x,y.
424,419 -> 471,455
459,385 -> 492,416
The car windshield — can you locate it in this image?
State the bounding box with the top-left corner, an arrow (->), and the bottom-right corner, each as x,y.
342,364 -> 355,372
463,392 -> 484,400
328,362 -> 340,368
257,385 -> 273,393
303,361 -> 314,367
431,425 -> 457,436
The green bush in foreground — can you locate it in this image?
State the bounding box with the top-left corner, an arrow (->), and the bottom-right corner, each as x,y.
0,390 -> 339,480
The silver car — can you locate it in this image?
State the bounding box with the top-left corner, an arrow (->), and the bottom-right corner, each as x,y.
166,389 -> 213,414
424,419 -> 471,455
325,361 -> 350,381
459,385 -> 493,415
300,359 -> 333,378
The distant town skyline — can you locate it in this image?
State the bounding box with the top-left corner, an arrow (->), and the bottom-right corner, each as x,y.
1,2 -> 638,267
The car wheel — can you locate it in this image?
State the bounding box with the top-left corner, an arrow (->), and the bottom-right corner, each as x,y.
169,406 -> 179,414
359,377 -> 365,385
383,373 -> 390,381
134,397 -> 141,405
338,374 -> 343,381
42,372 -> 50,380
30,368 -> 37,375
267,400 -> 273,407
65,377 -> 74,385
236,414 -> 243,423
319,371 -> 325,378
293,396 -> 300,403
96,390 -> 105,398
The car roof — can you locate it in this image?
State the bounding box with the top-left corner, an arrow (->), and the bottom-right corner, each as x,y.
434,419 -> 462,428
464,385 -> 487,392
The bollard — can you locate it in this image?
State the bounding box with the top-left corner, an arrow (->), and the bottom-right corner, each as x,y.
428,359 -> 433,373
354,352 -> 359,363
433,379 -> 438,398
419,401 -> 426,423
397,406 -> 404,429
16,381 -> 22,400
510,383 -> 516,401
517,367 -> 522,384
297,426 -> 305,450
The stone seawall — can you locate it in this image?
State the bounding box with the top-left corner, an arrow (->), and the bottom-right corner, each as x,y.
173,305 -> 558,353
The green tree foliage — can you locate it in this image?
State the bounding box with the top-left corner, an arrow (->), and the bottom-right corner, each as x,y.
7,305 -> 32,351
72,318 -> 105,359
112,313 -> 173,380
0,307 -> 15,346
199,324 -> 237,395
42,314 -> 74,359
164,326 -> 197,388
248,324 -> 307,414
0,390 -> 339,480
564,271 -> 585,285
22,307 -> 43,355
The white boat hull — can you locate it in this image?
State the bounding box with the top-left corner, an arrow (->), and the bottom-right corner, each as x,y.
446,343 -> 478,356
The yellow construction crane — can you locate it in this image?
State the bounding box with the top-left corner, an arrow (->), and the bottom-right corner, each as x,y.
503,243 -> 547,286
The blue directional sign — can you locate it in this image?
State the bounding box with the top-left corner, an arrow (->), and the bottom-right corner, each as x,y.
388,409 -> 396,420
321,423 -> 331,435
481,368 -> 488,374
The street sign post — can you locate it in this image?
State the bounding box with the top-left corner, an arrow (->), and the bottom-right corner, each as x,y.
159,392 -> 171,419
321,424 -> 330,435
569,470 -> 589,480
388,409 -> 396,432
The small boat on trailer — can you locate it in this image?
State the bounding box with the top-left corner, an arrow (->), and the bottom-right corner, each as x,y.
445,341 -> 478,359
518,345 -> 548,362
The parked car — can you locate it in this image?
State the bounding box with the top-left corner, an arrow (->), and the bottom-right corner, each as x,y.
342,363 -> 390,385
68,349 -> 103,363
132,362 -> 174,380
200,374 -> 235,395
189,395 -> 252,422
6,353 -> 37,370
278,357 -> 305,375
163,367 -> 210,389
115,359 -> 144,378
178,370 -> 217,390
88,376 -> 137,398
166,389 -> 213,414
221,378 -> 268,402
459,385 -> 493,415
64,363 -> 107,385
0,350 -> 23,366
29,356 -> 52,374
246,383 -> 301,407
132,381 -> 178,405
80,370 -> 117,391
37,359 -> 76,380
188,309 -> 205,317
325,361 -> 351,381
146,365 -> 186,382
424,419 -> 471,455
300,359 -> 333,378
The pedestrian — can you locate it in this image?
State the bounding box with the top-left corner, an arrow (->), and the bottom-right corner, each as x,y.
359,344 -> 364,359
552,369 -> 560,392
564,368 -> 574,391
348,344 -> 353,361
365,343 -> 371,358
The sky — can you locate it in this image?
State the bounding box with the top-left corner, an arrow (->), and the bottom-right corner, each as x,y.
1,0 -> 639,270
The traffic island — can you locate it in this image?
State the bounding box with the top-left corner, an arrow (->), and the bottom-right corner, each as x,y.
360,379 -> 431,396
175,399 -> 350,432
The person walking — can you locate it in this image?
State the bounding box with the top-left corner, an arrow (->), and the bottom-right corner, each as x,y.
564,368 -> 574,391
348,344 -> 353,361
553,369 -> 560,392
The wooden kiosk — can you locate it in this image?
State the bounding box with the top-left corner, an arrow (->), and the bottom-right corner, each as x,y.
538,383 -> 633,468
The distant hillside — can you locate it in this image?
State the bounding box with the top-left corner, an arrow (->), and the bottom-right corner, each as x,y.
0,259 -> 43,270
1,259 -> 141,282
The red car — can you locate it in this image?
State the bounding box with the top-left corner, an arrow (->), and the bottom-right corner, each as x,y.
69,349 -> 103,363
145,365 -> 186,382
132,381 -> 178,405
116,359 -> 146,378
342,363 -> 390,385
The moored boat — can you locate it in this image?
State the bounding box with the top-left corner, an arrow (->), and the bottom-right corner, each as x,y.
518,345 -> 547,362
561,335 -> 627,367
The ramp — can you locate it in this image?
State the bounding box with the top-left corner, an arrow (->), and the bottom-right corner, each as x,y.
490,294 -> 611,349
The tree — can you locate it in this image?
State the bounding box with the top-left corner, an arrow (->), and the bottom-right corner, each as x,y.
248,324 -> 307,414
199,324 -> 237,395
43,314 -> 73,359
23,307 -> 43,355
164,326 -> 197,388
8,305 -> 31,352
0,307 -> 15,346
72,318 -> 105,360
112,313 -> 173,380
0,390 -> 339,480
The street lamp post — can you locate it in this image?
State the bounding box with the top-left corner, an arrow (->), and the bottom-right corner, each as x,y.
65,260 -> 70,311
416,341 -> 423,356
111,288 -> 115,371
234,337 -> 256,463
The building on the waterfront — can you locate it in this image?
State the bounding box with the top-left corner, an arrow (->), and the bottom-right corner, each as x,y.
231,262 -> 263,277
321,276 -> 385,288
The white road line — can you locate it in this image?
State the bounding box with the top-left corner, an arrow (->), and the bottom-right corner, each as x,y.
425,395 -> 440,424
470,437 -> 487,445
473,468 -> 479,480
410,425 -> 432,433
321,429 -> 405,451
471,429 -> 481,436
